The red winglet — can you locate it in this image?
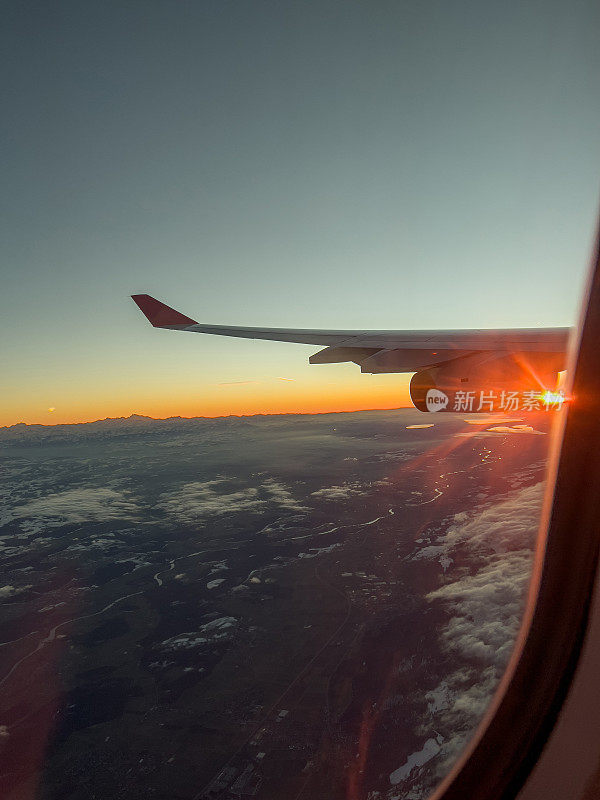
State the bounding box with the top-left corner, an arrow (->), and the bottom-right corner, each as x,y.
131,294 -> 198,328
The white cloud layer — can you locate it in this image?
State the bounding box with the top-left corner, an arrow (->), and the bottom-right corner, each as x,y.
0,584 -> 32,599
418,482 -> 545,780
9,488 -> 139,530
311,482 -> 367,501
157,478 -> 306,524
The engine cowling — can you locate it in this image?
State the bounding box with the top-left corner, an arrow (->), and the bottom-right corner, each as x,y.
409,353 -> 564,413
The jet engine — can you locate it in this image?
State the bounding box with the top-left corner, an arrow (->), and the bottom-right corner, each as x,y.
409,352 -> 565,413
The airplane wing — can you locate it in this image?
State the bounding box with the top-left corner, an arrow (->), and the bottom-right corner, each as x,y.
131,294 -> 570,375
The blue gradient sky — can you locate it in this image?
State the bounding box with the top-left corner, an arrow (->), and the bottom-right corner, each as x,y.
2,1 -> 599,424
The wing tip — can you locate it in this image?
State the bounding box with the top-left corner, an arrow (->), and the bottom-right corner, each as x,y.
131,294 -> 198,328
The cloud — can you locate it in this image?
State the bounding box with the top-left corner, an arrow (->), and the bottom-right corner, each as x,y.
429,550 -> 533,665
277,376 -> 296,382
311,482 -> 367,501
158,617 -> 239,650
439,481 -> 543,554
486,424 -> 543,435
157,478 -> 306,524
457,423 -> 545,438
417,482 -> 545,778
262,479 -> 308,509
11,488 -> 139,529
0,584 -> 32,599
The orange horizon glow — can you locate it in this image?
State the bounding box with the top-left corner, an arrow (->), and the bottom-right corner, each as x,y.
1,371 -> 571,428
1,382 -> 415,428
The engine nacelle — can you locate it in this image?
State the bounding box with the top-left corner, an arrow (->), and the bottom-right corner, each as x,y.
409,353 -> 564,413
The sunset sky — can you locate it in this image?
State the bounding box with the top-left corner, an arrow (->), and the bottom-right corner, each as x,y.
2,1 -> 600,426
